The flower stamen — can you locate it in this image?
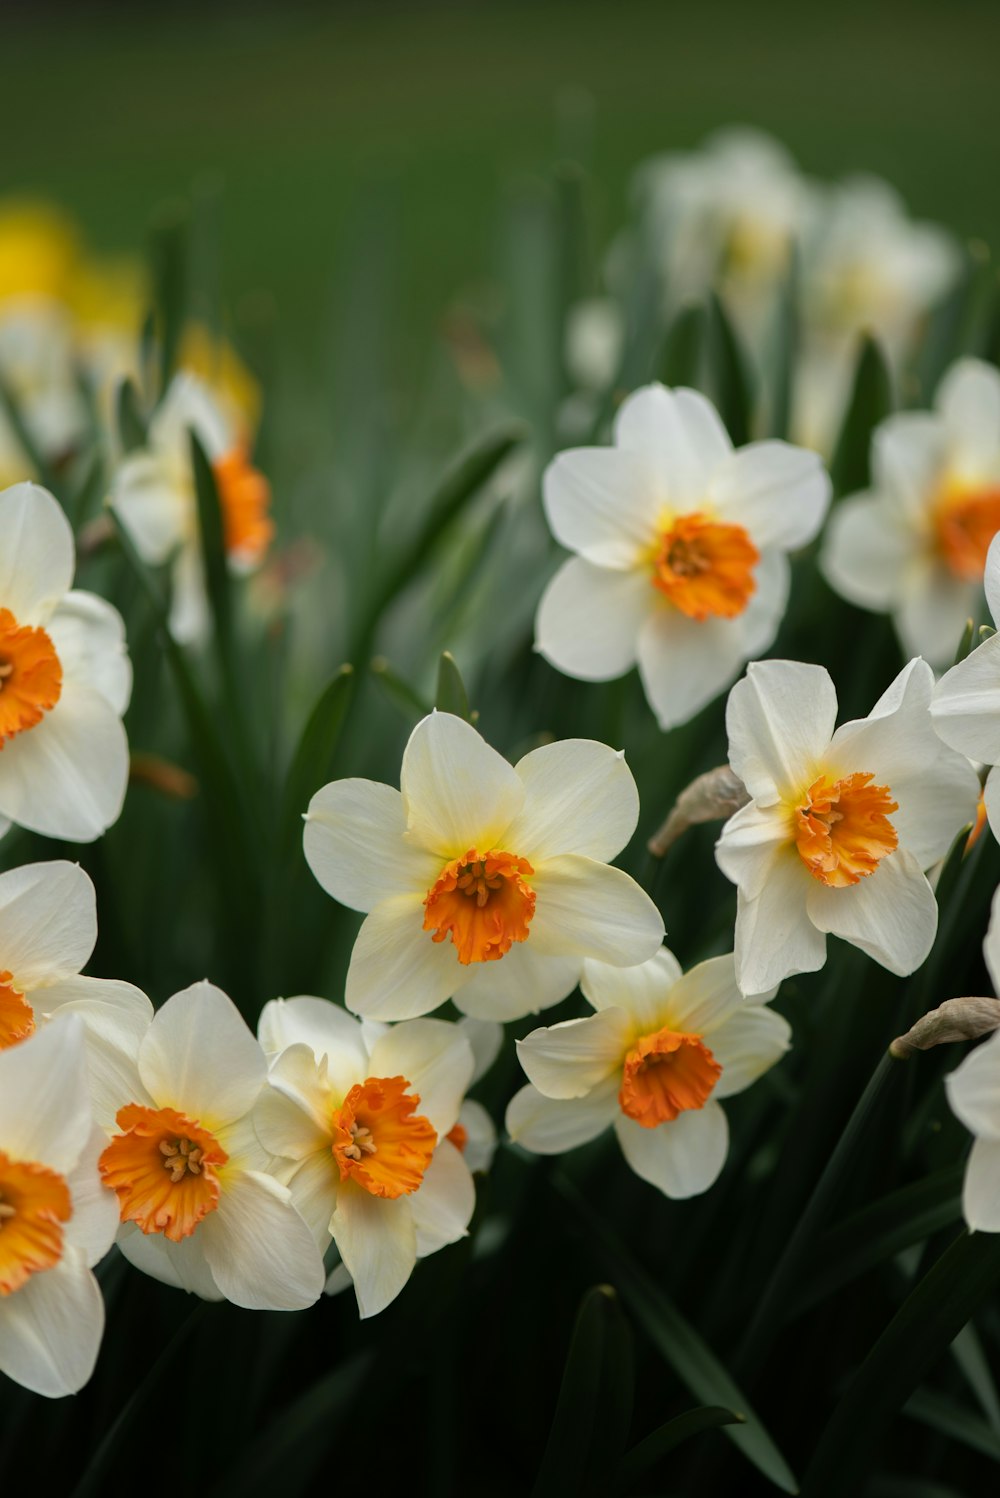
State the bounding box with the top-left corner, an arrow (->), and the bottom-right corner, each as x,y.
332,1077 -> 436,1199
100,1104 -> 228,1241
795,770 -> 898,887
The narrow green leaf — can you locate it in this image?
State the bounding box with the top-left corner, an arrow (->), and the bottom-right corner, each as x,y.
116,377 -> 148,453
281,664 -> 354,851
658,303 -> 705,388
531,1286 -> 625,1498
829,334 -> 893,497
950,1322 -> 1000,1432
0,373 -> 56,491
436,651 -> 471,721
706,292 -> 754,445
150,200 -> 189,395
953,618 -> 976,665
554,1174 -> 798,1494
66,450 -> 105,530
190,430 -> 232,649
619,1405 -> 744,1491
903,1385 -> 1000,1461
370,657 -> 432,722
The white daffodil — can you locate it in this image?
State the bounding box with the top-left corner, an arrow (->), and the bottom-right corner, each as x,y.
255,996 -> 477,1318
304,712 -> 664,1023
507,947 -> 789,1198
95,981 -> 324,1311
535,382 -> 831,729
0,482 -> 130,841
716,658 -> 980,996
944,886 -> 1000,1231
821,359 -> 1000,667
111,372 -> 273,644
0,1016 -> 118,1397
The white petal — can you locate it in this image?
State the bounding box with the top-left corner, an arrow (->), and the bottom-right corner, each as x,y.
896,565 -> 979,670
987,767 -> 1000,849
459,1015 -> 503,1082
330,1183 -> 417,1319
708,440 -> 831,551
932,632 -> 1000,764
734,849 -> 825,995
937,359 -> 1000,477
45,980 -> 151,1131
0,1014 -> 90,1174
871,412 -> 945,512
202,1169 -> 324,1310
516,1009 -> 632,1099
542,446 -> 660,567
530,855 -> 664,966
63,1123 -> 119,1267
258,995 -> 368,1083
151,372 -> 233,461
806,848 -> 937,976
709,1004 -> 791,1099
0,1251 -> 103,1396
303,779 -> 440,914
505,1076 -> 618,1153
117,1222 -> 222,1299
0,859 -> 95,987
47,590 -> 132,715
535,557 -> 650,682
715,799 -> 792,900
399,713 -> 526,860
615,1101 -> 728,1199
410,1139 -> 475,1257
961,1137 -> 1000,1233
457,1099 -> 497,1174
111,451 -> 189,564
345,896 -> 463,1021
283,1149 -> 338,1248
452,942 -> 582,1022
946,1028 -> 1000,1141
254,1049 -> 333,1161
820,494 -> 918,611
368,1019 -> 474,1136
139,981 -> 265,1129
505,738 -> 639,864
985,532 -> 1000,623
726,658 -> 838,803
613,385 -> 732,507
985,884 -> 1000,996
0,682 -> 128,842
0,482 -> 74,625
662,953 -> 754,1036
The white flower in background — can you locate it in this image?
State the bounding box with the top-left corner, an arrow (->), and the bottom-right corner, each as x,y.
0,1016 -> 118,1397
507,947 -> 789,1198
822,360 -> 1000,666
255,996 -> 477,1318
111,372 -> 273,644
535,382 -> 831,729
930,531 -> 1000,835
945,886 -> 1000,1231
716,658 -> 980,995
565,298 -> 625,394
305,712 -> 663,1023
95,981 -> 324,1311
0,482 -> 131,841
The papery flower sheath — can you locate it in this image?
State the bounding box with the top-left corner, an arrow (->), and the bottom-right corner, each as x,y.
304,712 -> 664,1023
716,657 -> 980,994
535,382 -> 830,729
507,947 -> 789,1198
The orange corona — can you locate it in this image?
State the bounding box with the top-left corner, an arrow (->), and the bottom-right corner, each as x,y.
0,972 -> 33,1050
331,1076 -> 436,1199
652,513 -> 758,621
0,608 -> 62,745
212,448 -> 274,563
619,1027 -> 722,1128
934,484 -> 1000,580
0,1149 -> 71,1296
99,1103 -> 228,1242
795,771 -> 898,887
423,848 -> 535,964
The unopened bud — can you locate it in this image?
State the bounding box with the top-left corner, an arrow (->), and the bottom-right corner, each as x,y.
890,997 -> 1000,1059
648,765 -> 749,858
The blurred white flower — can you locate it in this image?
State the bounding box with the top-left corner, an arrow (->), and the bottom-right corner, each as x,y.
823,360 -> 1000,665
716,658 -> 979,995
508,947 -> 789,1198
536,382 -> 830,728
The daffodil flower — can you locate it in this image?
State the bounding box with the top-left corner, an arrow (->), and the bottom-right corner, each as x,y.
716,658 -> 980,995
822,359 -> 1000,667
534,382 -> 831,729
0,482 -> 131,841
0,1016 -> 118,1396
95,981 -> 324,1311
304,712 -> 664,1023
255,996 -> 477,1318
111,373 -> 273,644
507,947 -> 789,1197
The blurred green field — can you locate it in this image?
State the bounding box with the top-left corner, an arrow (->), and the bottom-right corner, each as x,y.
6,0 -> 1000,370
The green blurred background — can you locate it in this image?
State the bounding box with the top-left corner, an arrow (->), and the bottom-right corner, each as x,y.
6,0 -> 1000,372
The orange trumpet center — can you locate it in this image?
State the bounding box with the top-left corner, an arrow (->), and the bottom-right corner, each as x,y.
212,447 -> 274,564
99,1103 -> 228,1242
331,1076 -> 437,1200
934,482 -> 1000,580
795,771 -> 898,888
619,1027 -> 722,1128
0,608 -> 62,746
423,848 -> 535,965
0,1149 -> 71,1296
0,971 -> 34,1050
652,513 -> 759,621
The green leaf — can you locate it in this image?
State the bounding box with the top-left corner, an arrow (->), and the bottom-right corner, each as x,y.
116,377 -> 148,453
903,1385 -> 1000,1462
190,430 -> 233,651
150,200 -> 189,396
0,373 -> 56,491
657,303 -> 705,387
706,292 -> 754,446
829,334 -> 893,497
369,657 -> 432,722
950,1322 -> 1000,1431
280,664 -> 355,853
554,1174 -> 797,1494
953,617 -> 976,665
800,1230 -> 1000,1497
769,248 -> 799,440
436,651 -> 471,721
618,1405 -> 744,1492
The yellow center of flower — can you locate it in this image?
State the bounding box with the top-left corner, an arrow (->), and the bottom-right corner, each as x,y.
932,481 -> 1000,580
619,1027 -> 722,1128
651,513 -> 759,620
794,771 -> 898,888
0,608 -> 62,746
99,1104 -> 228,1242
423,848 -> 536,965
331,1076 -> 437,1200
212,447 -> 274,564
0,971 -> 34,1050
0,1148 -> 71,1296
